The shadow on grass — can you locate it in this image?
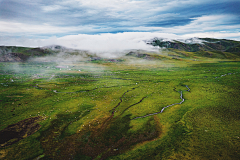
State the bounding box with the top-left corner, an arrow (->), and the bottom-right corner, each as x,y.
76,114 -> 160,160
37,111 -> 160,160
0,116 -> 42,148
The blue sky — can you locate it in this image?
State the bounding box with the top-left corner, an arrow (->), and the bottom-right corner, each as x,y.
0,0 -> 240,51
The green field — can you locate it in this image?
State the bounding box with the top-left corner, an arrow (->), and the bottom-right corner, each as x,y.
0,48 -> 240,159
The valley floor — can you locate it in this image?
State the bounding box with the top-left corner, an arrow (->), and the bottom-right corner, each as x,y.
0,55 -> 240,160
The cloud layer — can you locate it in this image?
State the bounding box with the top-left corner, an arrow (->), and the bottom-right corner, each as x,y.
0,0 -> 240,48
1,31 -> 240,58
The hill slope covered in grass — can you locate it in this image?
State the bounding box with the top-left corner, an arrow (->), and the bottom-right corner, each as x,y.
0,38 -> 240,160
0,46 -> 53,62
1,38 -> 240,62
148,37 -> 240,58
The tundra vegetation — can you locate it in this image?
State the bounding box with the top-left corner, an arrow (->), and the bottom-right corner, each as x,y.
0,38 -> 240,160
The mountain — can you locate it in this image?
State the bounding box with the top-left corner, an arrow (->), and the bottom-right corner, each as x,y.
42,45 -> 68,52
148,37 -> 240,54
0,38 -> 240,62
0,46 -> 53,62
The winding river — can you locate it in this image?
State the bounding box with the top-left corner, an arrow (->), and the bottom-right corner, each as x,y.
131,85 -> 190,120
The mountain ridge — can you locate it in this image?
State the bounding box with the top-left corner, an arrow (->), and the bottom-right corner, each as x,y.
148,37 -> 240,53
0,37 -> 240,62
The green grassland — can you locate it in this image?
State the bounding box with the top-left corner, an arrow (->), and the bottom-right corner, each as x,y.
0,47 -> 240,160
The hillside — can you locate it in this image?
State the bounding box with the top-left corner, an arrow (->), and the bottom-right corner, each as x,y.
0,38 -> 240,160
0,46 -> 54,62
148,37 -> 240,58
1,38 -> 240,62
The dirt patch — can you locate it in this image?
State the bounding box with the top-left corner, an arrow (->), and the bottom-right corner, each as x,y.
0,116 -> 42,148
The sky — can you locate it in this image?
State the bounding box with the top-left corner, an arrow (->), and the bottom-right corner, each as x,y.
0,0 -> 240,52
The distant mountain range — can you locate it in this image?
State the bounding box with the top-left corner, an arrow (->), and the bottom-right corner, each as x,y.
0,38 -> 240,62
148,37 -> 240,53
0,45 -> 80,62
0,46 -> 52,62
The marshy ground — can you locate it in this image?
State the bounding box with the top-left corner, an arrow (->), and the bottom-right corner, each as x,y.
0,52 -> 240,159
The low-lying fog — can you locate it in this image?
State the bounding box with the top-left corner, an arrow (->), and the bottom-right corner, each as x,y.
1,32 -> 204,79
0,32 -> 203,58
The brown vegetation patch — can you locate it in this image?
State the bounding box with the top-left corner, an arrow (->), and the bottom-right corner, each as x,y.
40,115 -> 161,160
0,116 -> 42,148
78,116 -> 160,160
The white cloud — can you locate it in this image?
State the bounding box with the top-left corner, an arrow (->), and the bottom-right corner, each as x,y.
66,0 -> 143,9
0,32 -> 170,57
1,31 -> 240,59
182,32 -> 240,40
1,0 -> 239,39
0,21 -> 78,34
172,15 -> 240,33
1,13 -> 240,47
2,14 -> 238,36
132,15 -> 240,35
42,5 -> 65,12
0,21 -> 109,35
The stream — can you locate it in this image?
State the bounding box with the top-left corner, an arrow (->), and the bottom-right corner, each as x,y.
131,85 -> 190,120
51,84 -> 190,121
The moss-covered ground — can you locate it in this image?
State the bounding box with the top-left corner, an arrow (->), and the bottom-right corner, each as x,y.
0,52 -> 240,159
